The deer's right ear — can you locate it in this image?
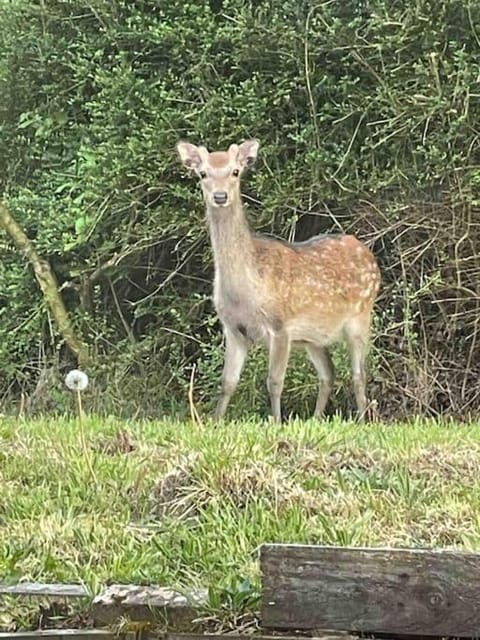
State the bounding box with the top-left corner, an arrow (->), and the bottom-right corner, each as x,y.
176,141 -> 202,170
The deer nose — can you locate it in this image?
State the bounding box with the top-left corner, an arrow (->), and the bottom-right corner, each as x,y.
213,191 -> 228,205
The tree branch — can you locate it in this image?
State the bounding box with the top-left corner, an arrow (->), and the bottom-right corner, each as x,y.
0,200 -> 90,367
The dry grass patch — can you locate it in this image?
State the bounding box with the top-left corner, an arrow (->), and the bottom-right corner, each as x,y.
409,444 -> 480,483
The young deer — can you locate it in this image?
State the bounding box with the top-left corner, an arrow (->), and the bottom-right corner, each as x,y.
176,139 -> 380,422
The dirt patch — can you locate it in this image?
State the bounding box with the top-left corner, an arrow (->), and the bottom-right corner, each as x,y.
274,438 -> 299,456
98,429 -> 136,455
148,455 -> 318,516
215,461 -> 318,512
149,453 -> 207,519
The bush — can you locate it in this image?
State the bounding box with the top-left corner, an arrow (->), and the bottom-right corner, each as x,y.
1,0 -> 479,419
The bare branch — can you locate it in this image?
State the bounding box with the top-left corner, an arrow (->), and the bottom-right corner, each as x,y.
0,200 -> 90,367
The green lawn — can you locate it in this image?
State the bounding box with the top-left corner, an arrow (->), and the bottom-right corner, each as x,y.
1,416 -> 480,612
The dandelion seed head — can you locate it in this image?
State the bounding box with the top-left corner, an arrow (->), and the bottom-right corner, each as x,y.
65,369 -> 89,392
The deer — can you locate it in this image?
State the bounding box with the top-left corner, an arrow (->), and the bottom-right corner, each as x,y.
176,139 -> 381,422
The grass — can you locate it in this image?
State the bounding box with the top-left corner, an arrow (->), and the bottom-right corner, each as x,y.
2,415 -> 480,629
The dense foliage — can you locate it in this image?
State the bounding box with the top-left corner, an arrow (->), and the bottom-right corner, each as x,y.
1,0 -> 479,418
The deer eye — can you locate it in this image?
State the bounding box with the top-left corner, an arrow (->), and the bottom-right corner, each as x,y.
199,171 -> 207,179
232,169 -> 240,177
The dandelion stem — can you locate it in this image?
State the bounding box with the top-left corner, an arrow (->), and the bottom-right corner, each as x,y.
76,389 -> 97,486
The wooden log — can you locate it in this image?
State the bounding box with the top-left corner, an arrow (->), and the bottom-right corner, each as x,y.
91,585 -> 208,628
0,583 -> 89,598
260,543 -> 480,637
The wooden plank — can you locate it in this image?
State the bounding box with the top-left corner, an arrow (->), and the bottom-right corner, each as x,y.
0,634 -> 355,640
92,585 -> 207,628
166,635 -> 357,640
0,633 -> 130,640
260,544 -> 480,637
0,583 -> 89,598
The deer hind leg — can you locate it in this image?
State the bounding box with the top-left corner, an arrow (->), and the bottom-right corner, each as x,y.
306,344 -> 334,418
267,333 -> 291,422
344,312 -> 372,421
214,328 -> 248,420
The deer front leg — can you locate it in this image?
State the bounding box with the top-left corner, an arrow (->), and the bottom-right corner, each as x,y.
214,328 -> 248,420
267,333 -> 291,422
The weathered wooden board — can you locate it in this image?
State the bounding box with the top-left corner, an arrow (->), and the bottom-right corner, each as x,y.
0,583 -> 89,598
261,544 -> 480,637
0,633 -> 130,640
167,635 -> 357,640
91,584 -> 207,628
0,633 -> 356,640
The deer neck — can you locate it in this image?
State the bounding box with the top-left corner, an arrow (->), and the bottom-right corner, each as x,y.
206,196 -> 257,290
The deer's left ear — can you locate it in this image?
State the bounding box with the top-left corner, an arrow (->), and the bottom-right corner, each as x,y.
237,139 -> 260,168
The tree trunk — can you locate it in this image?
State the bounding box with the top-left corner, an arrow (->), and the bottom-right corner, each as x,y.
0,199 -> 90,367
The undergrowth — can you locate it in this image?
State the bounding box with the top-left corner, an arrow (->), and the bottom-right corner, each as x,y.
1,1 -> 480,418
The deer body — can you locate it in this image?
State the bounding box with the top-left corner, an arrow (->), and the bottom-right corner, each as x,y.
177,139 -> 380,421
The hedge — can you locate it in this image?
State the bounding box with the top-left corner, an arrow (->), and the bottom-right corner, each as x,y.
1,0 -> 479,419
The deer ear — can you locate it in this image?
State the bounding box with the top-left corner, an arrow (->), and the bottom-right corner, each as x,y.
238,139 -> 260,168
176,141 -> 203,170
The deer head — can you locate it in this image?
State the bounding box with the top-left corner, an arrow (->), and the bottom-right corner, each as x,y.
176,139 -> 259,209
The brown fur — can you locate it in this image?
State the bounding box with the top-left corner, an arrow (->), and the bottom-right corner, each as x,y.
176,139 -> 380,421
